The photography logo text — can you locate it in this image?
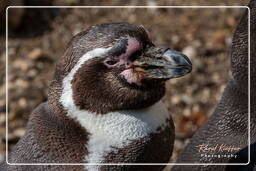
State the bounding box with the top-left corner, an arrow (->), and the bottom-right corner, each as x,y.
195,144 -> 241,159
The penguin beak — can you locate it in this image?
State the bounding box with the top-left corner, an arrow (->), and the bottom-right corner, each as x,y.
132,46 -> 192,79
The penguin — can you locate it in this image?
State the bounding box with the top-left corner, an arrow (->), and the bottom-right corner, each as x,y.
171,0 -> 256,170
2,23 -> 192,171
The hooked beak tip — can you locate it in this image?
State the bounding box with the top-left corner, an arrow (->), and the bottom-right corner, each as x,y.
162,49 -> 192,78
163,50 -> 192,69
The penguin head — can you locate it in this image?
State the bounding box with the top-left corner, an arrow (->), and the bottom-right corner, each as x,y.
51,23 -> 192,114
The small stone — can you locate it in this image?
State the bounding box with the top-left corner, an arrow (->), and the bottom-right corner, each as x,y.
183,108 -> 191,116
192,104 -> 200,113
181,95 -> 193,105
171,35 -> 180,44
182,46 -> 197,59
18,98 -> 27,108
201,88 -> 210,103
171,95 -> 180,105
28,48 -> 43,60
14,128 -> 25,137
12,59 -> 30,71
14,79 -> 29,88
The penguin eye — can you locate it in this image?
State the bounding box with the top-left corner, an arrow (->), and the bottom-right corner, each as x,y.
106,60 -> 117,65
104,59 -> 118,66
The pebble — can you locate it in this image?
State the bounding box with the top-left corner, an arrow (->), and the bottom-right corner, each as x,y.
13,128 -> 25,138
183,108 -> 191,116
28,48 -> 43,60
181,95 -> 194,105
14,79 -> 29,88
171,35 -> 180,44
18,98 -> 27,108
12,59 -> 30,71
182,46 -> 197,59
0,114 -> 5,123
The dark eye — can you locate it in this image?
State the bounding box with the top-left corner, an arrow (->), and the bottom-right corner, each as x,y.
105,60 -> 118,66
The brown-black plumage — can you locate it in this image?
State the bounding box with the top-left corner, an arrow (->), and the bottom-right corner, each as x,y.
1,23 -> 192,171
172,0 -> 256,170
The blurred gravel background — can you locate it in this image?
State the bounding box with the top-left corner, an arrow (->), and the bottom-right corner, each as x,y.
0,0 -> 248,166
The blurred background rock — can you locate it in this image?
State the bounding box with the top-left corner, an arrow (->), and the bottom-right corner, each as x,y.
0,0 -> 248,167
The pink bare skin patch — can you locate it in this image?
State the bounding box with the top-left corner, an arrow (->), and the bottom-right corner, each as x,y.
121,68 -> 146,85
119,38 -> 142,63
119,38 -> 146,85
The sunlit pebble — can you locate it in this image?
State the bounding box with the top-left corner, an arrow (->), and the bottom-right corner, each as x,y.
181,95 -> 193,105
192,104 -> 200,113
12,59 -> 30,71
13,128 -> 25,138
183,108 -> 191,117
14,79 -> 29,88
18,98 -> 27,108
171,35 -> 180,44
182,46 -> 197,59
201,89 -> 210,103
171,95 -> 180,105
27,48 -> 43,60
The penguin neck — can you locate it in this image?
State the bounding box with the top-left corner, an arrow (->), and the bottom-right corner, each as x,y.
63,100 -> 170,165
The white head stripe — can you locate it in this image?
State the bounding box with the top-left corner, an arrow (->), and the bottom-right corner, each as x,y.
59,47 -> 170,171
60,47 -> 111,109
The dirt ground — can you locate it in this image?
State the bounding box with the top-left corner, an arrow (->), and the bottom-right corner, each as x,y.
0,0 -> 249,166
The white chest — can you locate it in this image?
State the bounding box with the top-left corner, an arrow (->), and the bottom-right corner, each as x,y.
67,101 -> 170,171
